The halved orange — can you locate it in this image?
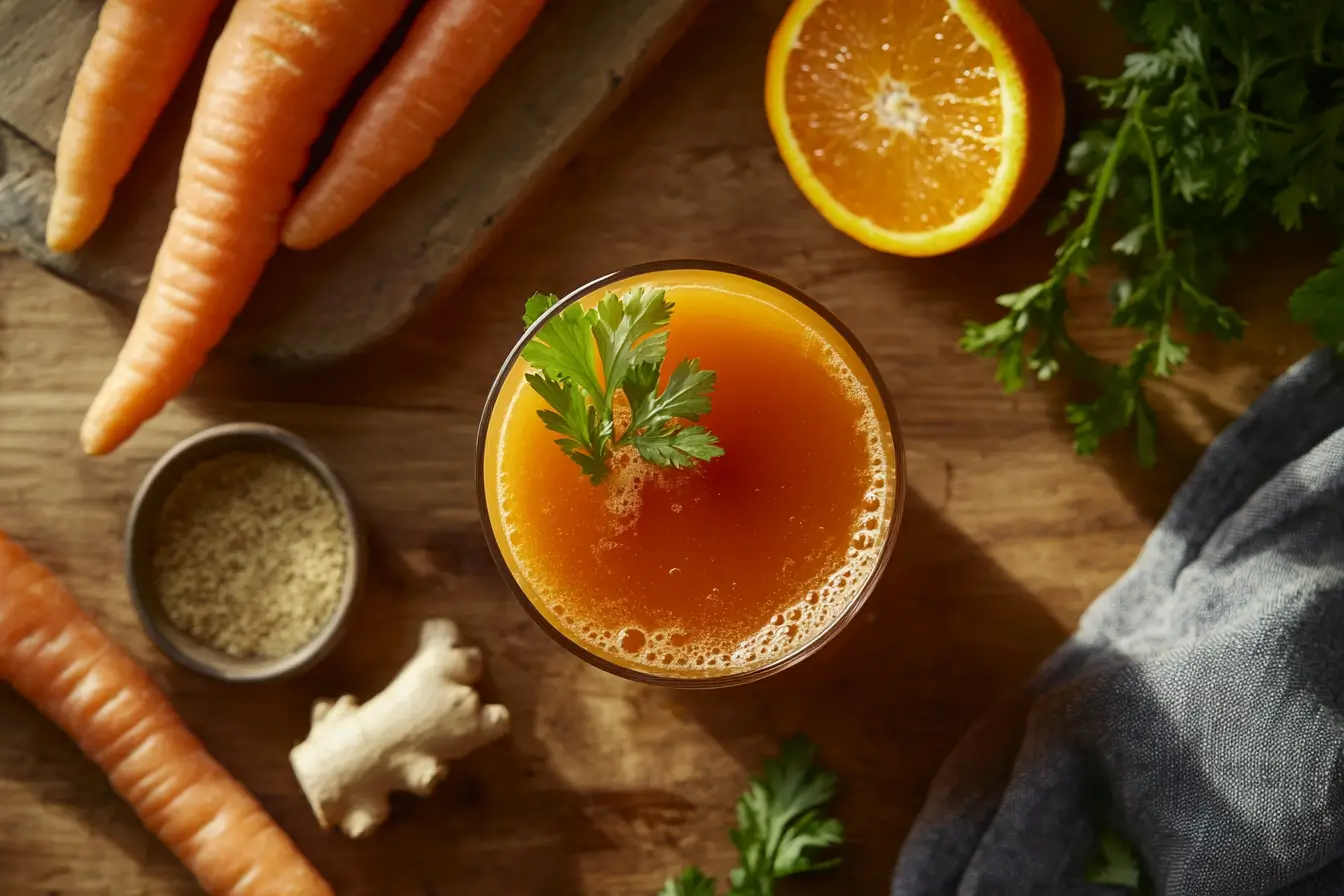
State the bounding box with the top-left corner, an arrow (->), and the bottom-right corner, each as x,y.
765,0 -> 1064,256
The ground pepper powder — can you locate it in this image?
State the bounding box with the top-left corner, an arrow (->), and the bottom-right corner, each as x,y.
153,450 -> 347,658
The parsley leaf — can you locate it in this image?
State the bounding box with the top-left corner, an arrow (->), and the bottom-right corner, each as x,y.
594,287 -> 673,401
728,736 -> 842,893
525,372 -> 611,485
659,868 -> 717,896
1289,248 -> 1344,349
522,291 -> 559,327
621,357 -> 721,462
964,0 -> 1344,462
522,299 -> 604,402
657,736 -> 843,896
630,424 -> 725,469
1085,824 -> 1151,894
521,288 -> 722,482
621,357 -> 724,467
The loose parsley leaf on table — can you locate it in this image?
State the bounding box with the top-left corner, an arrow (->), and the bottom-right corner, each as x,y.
659,868 -> 718,896
659,736 -> 843,896
1085,823 -> 1152,894
963,0 -> 1344,464
522,288 -> 723,484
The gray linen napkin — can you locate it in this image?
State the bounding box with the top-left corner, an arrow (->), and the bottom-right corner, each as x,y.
892,348 -> 1344,896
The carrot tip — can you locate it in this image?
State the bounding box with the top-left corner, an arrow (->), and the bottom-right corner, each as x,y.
46,191 -> 108,254
46,223 -> 86,255
278,216 -> 328,252
46,232 -> 80,254
80,422 -> 114,456
80,391 -> 126,456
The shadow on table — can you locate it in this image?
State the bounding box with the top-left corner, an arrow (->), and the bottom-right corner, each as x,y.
672,489 -> 1068,894
149,529 -> 613,896
306,533 -> 616,896
1039,378 -> 1209,528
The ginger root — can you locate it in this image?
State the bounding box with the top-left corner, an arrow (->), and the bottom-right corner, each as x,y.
290,618 -> 509,837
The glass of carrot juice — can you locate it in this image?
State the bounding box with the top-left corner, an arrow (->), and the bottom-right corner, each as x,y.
477,260 -> 905,687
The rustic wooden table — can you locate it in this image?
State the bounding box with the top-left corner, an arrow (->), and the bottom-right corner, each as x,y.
0,1 -> 1330,894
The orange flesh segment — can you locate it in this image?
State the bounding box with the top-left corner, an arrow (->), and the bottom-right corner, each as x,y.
783,0 -> 1003,233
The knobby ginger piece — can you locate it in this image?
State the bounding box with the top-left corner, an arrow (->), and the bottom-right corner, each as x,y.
290,618 -> 510,837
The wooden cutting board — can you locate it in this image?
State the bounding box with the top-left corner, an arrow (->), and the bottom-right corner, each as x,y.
0,0 -> 704,367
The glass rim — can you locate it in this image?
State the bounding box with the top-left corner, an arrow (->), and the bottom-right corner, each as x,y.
475,258 -> 908,689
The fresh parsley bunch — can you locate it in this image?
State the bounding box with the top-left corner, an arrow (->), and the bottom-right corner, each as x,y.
659,736 -> 844,896
963,0 -> 1344,464
522,288 -> 723,484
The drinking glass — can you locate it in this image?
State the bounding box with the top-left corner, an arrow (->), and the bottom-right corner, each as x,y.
477,260 -> 906,687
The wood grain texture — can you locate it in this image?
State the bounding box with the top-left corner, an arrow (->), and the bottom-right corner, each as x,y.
0,0 -> 1334,893
0,0 -> 703,366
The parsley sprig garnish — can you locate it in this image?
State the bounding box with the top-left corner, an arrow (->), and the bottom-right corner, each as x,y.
658,736 -> 843,896
963,0 -> 1344,465
522,288 -> 723,484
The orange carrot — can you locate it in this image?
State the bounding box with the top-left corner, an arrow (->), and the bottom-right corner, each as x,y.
48,0 -> 223,253
281,0 -> 548,250
80,0 -> 413,455
0,533 -> 332,896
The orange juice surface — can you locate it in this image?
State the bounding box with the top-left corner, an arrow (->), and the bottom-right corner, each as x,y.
483,267 -> 899,678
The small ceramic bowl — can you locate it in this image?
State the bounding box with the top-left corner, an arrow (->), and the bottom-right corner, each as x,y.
125,423 -> 366,682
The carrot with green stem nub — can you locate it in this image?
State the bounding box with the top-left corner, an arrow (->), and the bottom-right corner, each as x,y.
79,0 -> 413,456
281,0 -> 548,251
0,532 -> 332,896
47,0 -> 223,253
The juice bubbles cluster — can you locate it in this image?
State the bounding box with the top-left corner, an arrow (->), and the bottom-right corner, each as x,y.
480,264 -> 903,684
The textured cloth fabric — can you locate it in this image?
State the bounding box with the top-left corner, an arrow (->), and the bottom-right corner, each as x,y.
892,348 -> 1344,896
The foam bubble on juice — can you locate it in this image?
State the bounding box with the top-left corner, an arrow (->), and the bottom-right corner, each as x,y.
601,444 -> 686,524
538,454 -> 892,675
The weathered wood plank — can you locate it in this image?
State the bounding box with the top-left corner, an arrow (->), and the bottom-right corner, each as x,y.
0,0 -> 705,366
0,0 -> 99,148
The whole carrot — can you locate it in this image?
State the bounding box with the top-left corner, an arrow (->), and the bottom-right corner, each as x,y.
281,0 -> 548,251
0,532 -> 332,896
80,0 -> 413,455
48,0 -> 223,253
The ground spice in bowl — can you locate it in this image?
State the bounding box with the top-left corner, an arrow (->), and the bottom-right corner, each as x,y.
152,450 -> 348,659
